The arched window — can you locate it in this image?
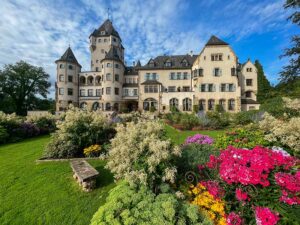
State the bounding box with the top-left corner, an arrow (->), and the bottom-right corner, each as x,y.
95,76 -> 101,84
92,102 -> 99,111
199,99 -> 206,111
87,76 -> 94,85
113,103 -> 119,111
169,98 -> 179,110
105,103 -> 111,111
228,99 -> 235,111
80,76 -> 86,84
183,98 -> 192,111
219,99 -> 226,110
143,98 -> 157,111
80,102 -> 87,109
59,64 -> 64,69
208,99 -> 215,111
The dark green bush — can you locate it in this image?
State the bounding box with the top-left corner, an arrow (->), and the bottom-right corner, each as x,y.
233,110 -> 262,125
0,125 -> 9,144
179,113 -> 201,130
176,144 -> 218,175
206,111 -> 230,129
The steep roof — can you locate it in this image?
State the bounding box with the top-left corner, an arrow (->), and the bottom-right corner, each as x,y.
125,66 -> 139,76
140,54 -> 198,70
101,46 -> 123,65
55,47 -> 81,67
205,35 -> 228,46
90,19 -> 121,39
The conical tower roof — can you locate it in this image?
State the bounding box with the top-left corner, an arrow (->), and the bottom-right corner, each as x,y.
90,19 -> 120,39
55,47 -> 81,67
205,35 -> 228,46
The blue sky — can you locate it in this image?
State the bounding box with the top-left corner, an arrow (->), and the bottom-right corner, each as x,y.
0,0 -> 297,98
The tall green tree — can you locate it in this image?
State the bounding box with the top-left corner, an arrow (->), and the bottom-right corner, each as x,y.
255,60 -> 273,102
280,0 -> 300,82
0,61 -> 51,116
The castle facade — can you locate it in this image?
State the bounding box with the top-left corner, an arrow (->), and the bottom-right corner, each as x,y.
55,19 -> 259,113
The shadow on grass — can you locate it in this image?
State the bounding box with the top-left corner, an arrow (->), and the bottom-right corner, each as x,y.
94,165 -> 114,188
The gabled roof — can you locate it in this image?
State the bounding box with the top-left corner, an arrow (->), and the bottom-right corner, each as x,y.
125,66 -> 138,76
136,60 -> 141,67
55,47 -> 81,67
101,46 -> 123,63
205,35 -> 228,46
90,19 -> 121,39
140,54 -> 198,70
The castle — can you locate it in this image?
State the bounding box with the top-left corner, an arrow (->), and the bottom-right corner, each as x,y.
55,19 -> 259,113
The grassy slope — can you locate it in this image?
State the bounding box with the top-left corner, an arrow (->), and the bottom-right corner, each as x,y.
165,124 -> 225,145
0,136 -> 115,225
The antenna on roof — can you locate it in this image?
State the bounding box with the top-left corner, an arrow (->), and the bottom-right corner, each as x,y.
67,31 -> 71,48
107,7 -> 112,21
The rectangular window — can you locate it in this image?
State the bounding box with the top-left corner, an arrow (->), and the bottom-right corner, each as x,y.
146,73 -> 151,80
245,91 -> 252,98
144,85 -> 158,93
106,73 -> 111,81
80,89 -> 85,96
231,68 -> 236,76
88,89 -> 93,96
115,74 -> 119,82
107,63 -> 112,68
68,75 -> 73,82
168,86 -> 176,92
106,87 -> 111,95
201,84 -> 206,92
115,63 -> 119,68
96,89 -> 101,96
67,88 -> 73,96
183,72 -> 188,80
221,83 -> 226,92
213,68 -> 221,76
124,89 -> 129,96
59,75 -> 64,82
133,89 -> 138,96
211,54 -> 223,61
208,84 -> 214,92
170,72 -> 175,80
115,88 -> 119,95
176,72 -> 181,80
199,69 -> 203,76
183,86 -> 190,92
59,88 -> 64,95
246,79 -> 253,86
228,84 -> 234,92
152,73 -> 157,80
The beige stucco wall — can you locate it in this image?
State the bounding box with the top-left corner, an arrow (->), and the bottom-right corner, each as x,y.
192,45 -> 241,112
240,61 -> 258,101
56,61 -> 80,111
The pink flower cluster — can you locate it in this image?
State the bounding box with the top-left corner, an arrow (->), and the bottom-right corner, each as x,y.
206,146 -> 298,187
255,207 -> 280,225
275,171 -> 300,205
200,180 -> 225,199
235,188 -> 250,202
226,212 -> 243,225
185,134 -> 214,145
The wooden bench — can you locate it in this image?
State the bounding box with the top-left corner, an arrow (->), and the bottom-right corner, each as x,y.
70,159 -> 99,192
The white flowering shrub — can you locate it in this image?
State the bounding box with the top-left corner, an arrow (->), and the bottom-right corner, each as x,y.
259,112 -> 300,154
282,97 -> 300,110
90,181 -> 212,225
106,120 -> 181,187
44,107 -> 114,158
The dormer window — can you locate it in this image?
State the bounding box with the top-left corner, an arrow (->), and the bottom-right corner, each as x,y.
101,31 -> 105,35
246,68 -> 252,72
181,59 -> 188,67
148,59 -> 155,67
165,60 -> 172,67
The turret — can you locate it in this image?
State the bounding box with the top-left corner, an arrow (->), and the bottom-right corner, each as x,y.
55,47 -> 81,112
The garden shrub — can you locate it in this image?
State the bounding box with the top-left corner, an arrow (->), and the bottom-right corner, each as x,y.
259,112 -> 300,155
44,107 -> 113,158
91,181 -> 212,225
206,111 -> 230,129
180,113 -> 201,130
214,126 -> 268,150
106,120 -> 181,188
189,146 -> 300,225
233,110 -> 263,125
0,125 -> 8,144
177,143 -> 218,176
26,112 -> 56,134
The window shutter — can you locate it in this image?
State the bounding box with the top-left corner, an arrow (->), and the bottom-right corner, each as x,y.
212,69 -> 215,76
219,85 -> 221,92
213,84 -> 216,92
205,84 -> 208,92
233,84 -> 236,91
219,69 -> 222,76
169,73 -> 171,80
199,84 -> 202,92
187,74 -> 190,79
144,74 -> 146,80
157,74 -> 159,80
226,84 -> 229,92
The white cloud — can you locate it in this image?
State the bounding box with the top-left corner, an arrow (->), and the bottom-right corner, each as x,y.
0,0 -> 293,98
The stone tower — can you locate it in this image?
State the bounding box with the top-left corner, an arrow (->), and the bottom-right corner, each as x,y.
55,47 -> 81,111
89,19 -> 125,111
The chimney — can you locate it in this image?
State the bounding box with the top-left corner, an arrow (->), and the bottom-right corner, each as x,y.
133,61 -> 135,66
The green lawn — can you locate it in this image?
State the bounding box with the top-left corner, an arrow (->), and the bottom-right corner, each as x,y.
0,136 -> 115,225
165,124 -> 225,145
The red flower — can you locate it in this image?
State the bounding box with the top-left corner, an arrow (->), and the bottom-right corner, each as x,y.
226,212 -> 243,225
255,207 -> 280,225
235,188 -> 250,202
